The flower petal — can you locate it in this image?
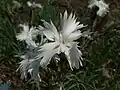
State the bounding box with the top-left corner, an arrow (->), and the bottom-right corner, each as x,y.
16,24 -> 38,47
65,43 -> 83,70
97,0 -> 109,16
67,31 -> 82,41
37,42 -> 59,67
88,0 -> 98,8
61,11 -> 85,42
27,1 -> 42,8
41,20 -> 59,41
88,0 -> 109,17
16,24 -> 29,41
18,57 -> 41,81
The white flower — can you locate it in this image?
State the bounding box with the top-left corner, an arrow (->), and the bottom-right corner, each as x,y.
27,1 -> 42,8
88,0 -> 109,17
37,11 -> 90,70
16,24 -> 39,47
17,54 -> 41,81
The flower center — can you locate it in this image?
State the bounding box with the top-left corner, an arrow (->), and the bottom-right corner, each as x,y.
59,33 -> 64,44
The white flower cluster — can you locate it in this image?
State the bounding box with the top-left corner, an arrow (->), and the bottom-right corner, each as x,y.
88,0 -> 109,17
16,11 -> 91,81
